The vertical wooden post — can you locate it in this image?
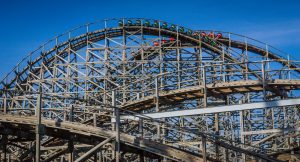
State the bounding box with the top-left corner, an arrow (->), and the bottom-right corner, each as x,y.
7,155 -> 10,162
139,151 -> 145,162
3,135 -> 7,162
68,105 -> 74,162
112,91 -> 120,162
203,66 -> 207,107
261,61 -> 266,101
69,105 -> 74,122
115,107 -> 120,162
202,135 -> 207,162
155,77 -> 161,140
225,148 -> 229,162
93,113 -> 97,127
35,92 -> 42,162
93,153 -> 97,162
240,110 -> 246,161
68,140 -> 74,162
155,77 -> 159,111
63,110 -> 67,121
215,114 -> 219,160
99,151 -> 102,162
3,97 -> 7,114
139,119 -> 143,137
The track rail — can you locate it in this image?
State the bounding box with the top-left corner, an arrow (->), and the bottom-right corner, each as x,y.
123,98 -> 300,119
0,115 -> 204,162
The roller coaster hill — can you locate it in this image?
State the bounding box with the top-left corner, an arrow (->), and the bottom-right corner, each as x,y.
1,18 -> 300,162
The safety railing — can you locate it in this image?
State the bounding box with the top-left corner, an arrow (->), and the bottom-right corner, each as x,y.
109,60 -> 300,105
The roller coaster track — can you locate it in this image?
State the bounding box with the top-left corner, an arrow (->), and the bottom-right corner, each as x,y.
1,21 -> 300,91
121,79 -> 300,110
0,115 -> 205,162
0,109 -> 283,162
0,18 -> 300,161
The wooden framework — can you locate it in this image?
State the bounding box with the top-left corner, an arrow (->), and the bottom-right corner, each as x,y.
0,18 -> 300,161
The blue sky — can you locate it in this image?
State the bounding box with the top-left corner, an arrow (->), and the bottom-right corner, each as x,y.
0,0 -> 300,76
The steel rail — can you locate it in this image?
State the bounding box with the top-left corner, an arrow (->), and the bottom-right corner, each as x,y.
122,98 -> 300,119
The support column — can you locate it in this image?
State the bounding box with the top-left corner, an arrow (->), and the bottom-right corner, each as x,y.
203,66 -> 207,107
214,113 -> 219,160
99,150 -> 102,162
68,140 -> 74,162
69,105 -> 74,122
138,119 -> 144,162
155,77 -> 161,141
63,110 -> 67,121
4,146 -> 7,162
202,135 -> 207,162
202,66 -> 208,161
36,92 -> 42,162
112,91 -> 120,162
155,77 -> 159,111
115,107 -> 120,162
240,110 -> 246,161
68,105 -> 74,162
261,61 -> 266,101
93,153 -> 97,162
255,157 -> 262,162
139,119 -> 143,137
93,113 -> 97,127
3,97 -> 7,114
2,135 -> 7,162
139,151 -> 145,162
225,148 -> 229,162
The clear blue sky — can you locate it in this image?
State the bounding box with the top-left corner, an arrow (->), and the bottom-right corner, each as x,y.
0,0 -> 300,76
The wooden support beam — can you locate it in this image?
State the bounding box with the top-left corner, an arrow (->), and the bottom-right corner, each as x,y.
74,136 -> 115,162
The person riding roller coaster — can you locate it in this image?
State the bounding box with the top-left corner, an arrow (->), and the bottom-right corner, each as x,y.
153,37 -> 176,46
118,20 -> 222,47
201,31 -> 222,46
